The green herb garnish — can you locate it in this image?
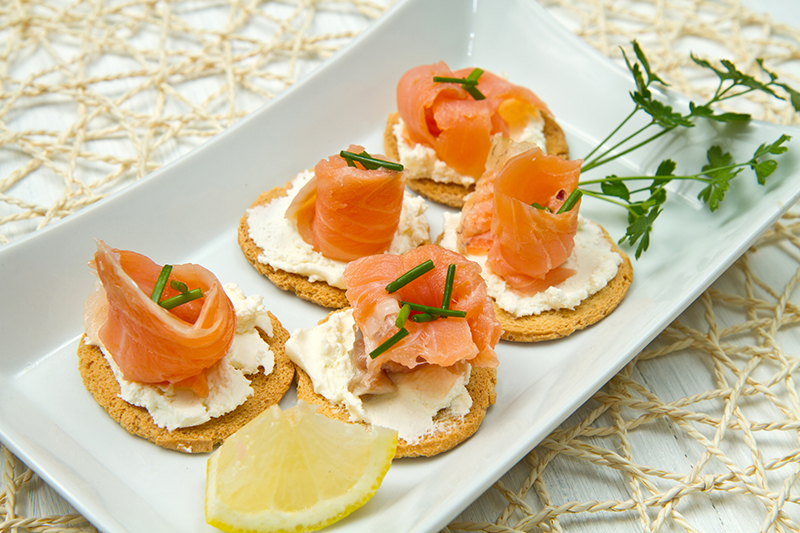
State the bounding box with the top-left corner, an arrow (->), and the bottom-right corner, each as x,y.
386,259 -> 435,293
170,279 -> 188,293
441,264 -> 456,310
150,264 -> 173,302
159,288 -> 204,310
574,40 -> 797,259
369,328 -> 410,359
433,68 -> 486,100
556,189 -> 583,214
531,202 -> 552,213
411,313 -> 437,323
395,303 -> 411,328
400,301 -> 466,318
149,264 -> 204,309
340,150 -> 403,172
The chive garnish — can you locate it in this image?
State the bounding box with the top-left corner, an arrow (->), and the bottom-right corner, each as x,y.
158,288 -> 204,310
340,150 -> 403,172
442,264 -> 456,310
531,202 -> 552,213
170,279 -> 188,293
433,68 -> 486,100
150,264 -> 204,310
395,303 -> 411,329
466,68 -> 484,81
432,76 -> 478,85
556,189 -> 583,214
150,264 -> 173,303
400,301 -> 466,318
369,328 -> 409,359
411,313 -> 437,323
385,259 -> 435,293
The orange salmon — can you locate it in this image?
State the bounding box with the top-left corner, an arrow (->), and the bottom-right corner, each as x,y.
343,244 -> 501,395
84,241 -> 236,397
396,61 -> 549,179
458,147 -> 582,294
285,144 -> 405,262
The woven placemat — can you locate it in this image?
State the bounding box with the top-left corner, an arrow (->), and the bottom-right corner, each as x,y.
2,1 -> 800,532
446,1 -> 800,532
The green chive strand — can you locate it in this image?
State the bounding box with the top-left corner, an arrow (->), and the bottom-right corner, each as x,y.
385,260 -> 435,293
369,328 -> 409,359
556,189 -> 583,214
159,288 -> 204,310
150,264 -> 173,303
442,264 -> 456,310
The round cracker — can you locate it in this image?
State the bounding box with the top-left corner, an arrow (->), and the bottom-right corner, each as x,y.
295,364 -> 496,459
435,224 -> 632,342
384,111 -> 570,208
497,229 -> 632,342
77,312 -> 295,453
238,186 -> 349,309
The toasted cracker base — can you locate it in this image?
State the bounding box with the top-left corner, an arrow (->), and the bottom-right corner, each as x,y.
238,185 -> 349,309
295,364 -> 496,458
384,111 -> 570,208
434,225 -> 632,342
77,312 -> 295,453
497,229 -> 633,342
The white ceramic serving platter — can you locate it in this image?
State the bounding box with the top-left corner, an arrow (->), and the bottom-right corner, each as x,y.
2,0 -> 800,531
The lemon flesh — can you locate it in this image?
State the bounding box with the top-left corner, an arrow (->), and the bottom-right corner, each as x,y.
205,401 -> 397,533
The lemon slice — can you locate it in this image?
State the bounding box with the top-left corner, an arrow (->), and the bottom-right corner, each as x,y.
205,401 -> 398,533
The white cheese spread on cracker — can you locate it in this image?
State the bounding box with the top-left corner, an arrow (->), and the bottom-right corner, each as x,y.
85,283 -> 275,431
440,213 -> 622,317
246,170 -> 430,289
394,112 -> 547,187
284,309 -> 472,445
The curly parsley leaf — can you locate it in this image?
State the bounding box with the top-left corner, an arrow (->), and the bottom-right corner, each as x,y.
577,42 -> 796,257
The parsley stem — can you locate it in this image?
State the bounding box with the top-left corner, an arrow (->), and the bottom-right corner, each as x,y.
150,264 -> 172,303
386,260 -> 435,293
159,288 -> 204,310
369,328 -> 409,359
582,107 -> 640,162
400,301 -> 466,318
583,126 -> 674,172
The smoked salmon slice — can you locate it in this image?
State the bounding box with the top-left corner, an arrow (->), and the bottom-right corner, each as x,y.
84,240 -> 236,397
285,144 -> 405,262
396,61 -> 549,179
458,146 -> 583,294
343,244 -> 501,395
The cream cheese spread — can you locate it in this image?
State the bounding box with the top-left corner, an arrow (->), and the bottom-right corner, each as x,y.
284,309 -> 473,445
246,169 -> 430,289
85,283 -> 276,431
394,111 -> 547,187
440,213 -> 622,317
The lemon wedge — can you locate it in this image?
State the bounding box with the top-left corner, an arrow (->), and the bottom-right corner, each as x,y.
205,401 -> 398,533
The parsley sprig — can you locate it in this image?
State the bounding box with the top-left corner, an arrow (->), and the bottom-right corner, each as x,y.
575,41 -> 798,259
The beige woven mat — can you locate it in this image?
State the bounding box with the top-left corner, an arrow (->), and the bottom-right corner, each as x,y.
2,0 -> 800,532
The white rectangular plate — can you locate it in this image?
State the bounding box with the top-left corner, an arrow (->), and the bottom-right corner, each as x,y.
2,0 -> 800,531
